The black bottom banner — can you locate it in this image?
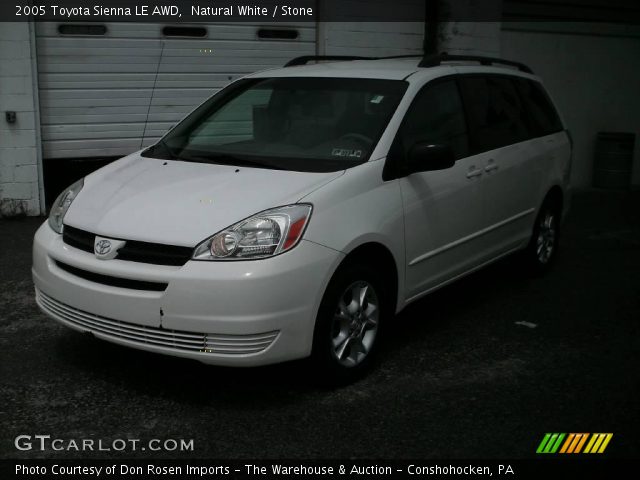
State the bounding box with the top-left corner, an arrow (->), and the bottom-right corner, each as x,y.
1,459 -> 636,479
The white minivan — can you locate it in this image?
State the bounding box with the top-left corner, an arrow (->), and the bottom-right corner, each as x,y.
33,54 -> 571,382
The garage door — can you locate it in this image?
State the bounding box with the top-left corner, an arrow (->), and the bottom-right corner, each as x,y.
35,22 -> 316,159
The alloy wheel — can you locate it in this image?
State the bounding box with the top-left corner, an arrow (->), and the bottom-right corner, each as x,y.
330,281 -> 379,367
536,211 -> 557,264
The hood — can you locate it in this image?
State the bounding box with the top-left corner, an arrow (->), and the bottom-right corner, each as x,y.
64,152 -> 343,246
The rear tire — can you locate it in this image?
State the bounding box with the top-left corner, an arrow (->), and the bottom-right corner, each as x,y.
523,197 -> 561,274
311,263 -> 389,385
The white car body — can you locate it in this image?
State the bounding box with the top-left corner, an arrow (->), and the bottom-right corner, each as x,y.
33,58 -> 571,367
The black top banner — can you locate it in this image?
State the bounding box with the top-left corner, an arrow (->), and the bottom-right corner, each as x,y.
5,0 -> 428,23
3,0 -> 640,23
8,1 -> 321,22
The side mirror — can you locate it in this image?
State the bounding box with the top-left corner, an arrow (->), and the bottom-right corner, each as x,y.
406,142 -> 455,174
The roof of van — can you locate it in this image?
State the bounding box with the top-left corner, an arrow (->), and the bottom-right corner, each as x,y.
247,55 -> 537,82
249,58 -> 424,80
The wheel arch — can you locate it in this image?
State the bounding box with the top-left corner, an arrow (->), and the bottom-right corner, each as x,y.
530,184 -> 564,237
328,241 -> 401,315
545,184 -> 564,212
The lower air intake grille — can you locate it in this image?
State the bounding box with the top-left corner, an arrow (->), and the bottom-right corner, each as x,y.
37,291 -> 279,355
55,261 -> 168,292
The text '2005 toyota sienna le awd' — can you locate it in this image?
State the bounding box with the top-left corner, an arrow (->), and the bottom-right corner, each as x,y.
33,54 -> 572,383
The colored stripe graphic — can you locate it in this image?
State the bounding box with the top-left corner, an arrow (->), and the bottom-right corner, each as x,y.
584,434 -> 613,454
597,433 -> 613,453
536,433 -> 565,453
564,433 -> 589,453
536,434 -> 552,453
537,433 -> 613,454
559,433 -> 575,453
573,433 -> 589,453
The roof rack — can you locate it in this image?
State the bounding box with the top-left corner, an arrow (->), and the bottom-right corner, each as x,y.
283,53 -> 534,74
284,55 -> 372,67
285,55 -> 427,67
418,54 -> 533,73
377,55 -> 424,60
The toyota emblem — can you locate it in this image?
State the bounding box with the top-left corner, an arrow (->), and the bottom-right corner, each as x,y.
95,239 -> 112,255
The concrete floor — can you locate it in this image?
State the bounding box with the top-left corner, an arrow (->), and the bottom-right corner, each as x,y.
1,190 -> 638,459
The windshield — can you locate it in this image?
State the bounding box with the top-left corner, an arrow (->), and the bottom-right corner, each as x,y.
142,77 -> 408,172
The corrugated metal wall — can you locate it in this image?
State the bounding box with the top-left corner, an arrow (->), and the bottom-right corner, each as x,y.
35,22 -> 316,159
318,0 -> 424,57
503,0 -> 640,22
320,22 -> 424,57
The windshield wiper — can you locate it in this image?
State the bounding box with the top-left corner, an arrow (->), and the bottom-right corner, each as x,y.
179,152 -> 282,170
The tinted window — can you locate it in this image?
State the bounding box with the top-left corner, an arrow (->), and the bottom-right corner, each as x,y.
399,80 -> 469,160
188,89 -> 272,146
514,78 -> 563,137
459,76 -> 529,152
143,77 -> 407,172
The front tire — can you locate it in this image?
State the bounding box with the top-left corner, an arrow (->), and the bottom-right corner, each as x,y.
311,263 -> 388,384
523,197 -> 561,274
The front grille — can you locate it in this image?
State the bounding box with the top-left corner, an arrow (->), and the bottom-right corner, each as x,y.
37,290 -> 279,355
55,261 -> 168,292
63,225 -> 94,253
62,225 -> 193,267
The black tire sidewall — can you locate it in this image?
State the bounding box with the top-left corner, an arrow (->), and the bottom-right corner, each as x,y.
311,263 -> 389,384
526,198 -> 561,273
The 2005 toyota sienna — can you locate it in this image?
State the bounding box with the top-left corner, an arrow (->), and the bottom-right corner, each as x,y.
33,54 -> 572,382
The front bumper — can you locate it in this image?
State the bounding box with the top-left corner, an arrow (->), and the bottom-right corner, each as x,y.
33,222 -> 343,366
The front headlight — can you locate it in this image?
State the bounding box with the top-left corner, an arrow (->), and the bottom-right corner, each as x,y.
193,204 -> 312,261
48,178 -> 84,234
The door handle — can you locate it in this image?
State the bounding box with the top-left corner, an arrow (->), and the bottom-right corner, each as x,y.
466,167 -> 483,179
484,160 -> 499,173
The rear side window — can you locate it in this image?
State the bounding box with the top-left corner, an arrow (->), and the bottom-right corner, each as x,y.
399,80 -> 469,160
514,78 -> 563,137
459,76 -> 529,153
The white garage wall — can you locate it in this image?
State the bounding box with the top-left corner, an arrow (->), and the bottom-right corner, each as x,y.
36,22 -> 316,159
502,24 -> 640,188
0,22 -> 42,216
